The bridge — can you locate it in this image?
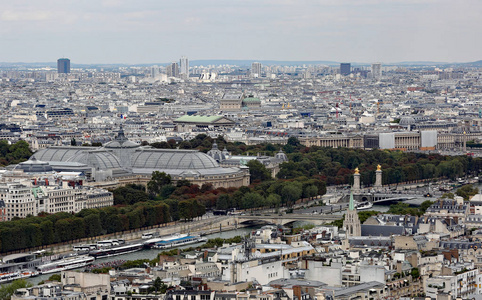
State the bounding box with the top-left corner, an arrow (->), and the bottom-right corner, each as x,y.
341,192 -> 420,204
232,213 -> 343,226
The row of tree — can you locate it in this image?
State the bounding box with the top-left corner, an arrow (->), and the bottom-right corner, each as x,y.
0,200 -> 172,253
0,140 -> 32,166
276,146 -> 482,184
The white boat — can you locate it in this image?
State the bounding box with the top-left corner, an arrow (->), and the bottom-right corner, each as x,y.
144,234 -> 207,249
0,270 -> 38,284
355,201 -> 373,210
36,255 -> 95,274
88,243 -> 143,258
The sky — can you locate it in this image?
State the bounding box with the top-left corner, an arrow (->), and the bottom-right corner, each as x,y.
0,0 -> 481,64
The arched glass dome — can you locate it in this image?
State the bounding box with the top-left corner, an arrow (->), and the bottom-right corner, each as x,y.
131,149 -> 220,169
66,151 -> 122,170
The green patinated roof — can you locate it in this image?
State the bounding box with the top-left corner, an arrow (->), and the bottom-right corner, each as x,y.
349,191 -> 355,210
242,97 -> 261,103
174,115 -> 225,123
32,187 -> 42,198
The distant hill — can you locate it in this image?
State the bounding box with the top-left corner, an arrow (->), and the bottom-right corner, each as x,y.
189,59 -> 340,67
463,60 -> 482,67
0,59 -> 480,68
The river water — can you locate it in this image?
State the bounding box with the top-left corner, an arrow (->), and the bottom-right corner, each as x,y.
27,226 -> 257,285
30,183 -> 476,284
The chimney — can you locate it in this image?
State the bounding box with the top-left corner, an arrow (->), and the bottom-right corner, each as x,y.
293,286 -> 302,300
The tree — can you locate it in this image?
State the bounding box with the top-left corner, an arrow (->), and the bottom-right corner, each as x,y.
280,182 -> 302,205
147,171 -> 172,197
85,214 -> 102,237
419,200 -> 434,214
287,137 -> 301,147
0,279 -> 32,300
216,194 -> 231,210
411,268 -> 420,279
266,194 -> 281,209
247,160 -> 271,183
456,184 -> 479,201
302,185 -> 318,199
71,138 -> 77,146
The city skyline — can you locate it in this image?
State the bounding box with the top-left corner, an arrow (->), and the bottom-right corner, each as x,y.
0,0 -> 480,64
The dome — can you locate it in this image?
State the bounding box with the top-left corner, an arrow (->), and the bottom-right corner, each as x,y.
15,157 -> 53,173
33,147 -> 96,162
399,116 -> 416,125
66,151 -> 122,170
131,149 -> 220,170
207,142 -> 226,162
104,127 -> 139,149
275,149 -> 288,162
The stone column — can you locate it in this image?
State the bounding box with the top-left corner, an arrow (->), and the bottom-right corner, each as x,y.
353,168 -> 361,193
375,170 -> 382,189
374,165 -> 382,189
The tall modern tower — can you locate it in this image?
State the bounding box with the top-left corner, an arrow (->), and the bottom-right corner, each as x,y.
180,56 -> 189,79
167,62 -> 179,78
251,62 -> 262,78
371,63 -> 382,79
340,63 -> 351,76
57,58 -> 70,74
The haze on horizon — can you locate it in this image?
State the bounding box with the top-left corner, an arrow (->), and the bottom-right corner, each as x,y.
0,0 -> 480,65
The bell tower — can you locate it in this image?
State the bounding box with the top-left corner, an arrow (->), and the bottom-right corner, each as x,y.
343,192 -> 361,237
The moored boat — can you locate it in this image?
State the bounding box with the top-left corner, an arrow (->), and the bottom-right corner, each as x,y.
355,201 -> 373,210
36,255 -> 95,274
143,234 -> 207,250
88,243 -> 143,258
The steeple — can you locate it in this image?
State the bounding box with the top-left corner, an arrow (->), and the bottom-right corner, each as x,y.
349,191 -> 355,210
344,191 -> 361,237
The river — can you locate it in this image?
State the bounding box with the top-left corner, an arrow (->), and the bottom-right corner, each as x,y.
27,226 -> 257,285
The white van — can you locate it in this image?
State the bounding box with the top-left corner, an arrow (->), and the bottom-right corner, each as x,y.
142,233 -> 154,239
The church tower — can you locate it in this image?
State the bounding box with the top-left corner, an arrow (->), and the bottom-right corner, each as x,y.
343,192 -> 361,237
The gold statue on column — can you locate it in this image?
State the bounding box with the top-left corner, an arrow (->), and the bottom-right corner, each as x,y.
354,167 -> 359,174
377,164 -> 381,171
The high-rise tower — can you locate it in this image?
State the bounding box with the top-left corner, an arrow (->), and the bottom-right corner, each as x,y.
251,62 -> 262,78
167,62 -> 179,78
371,63 -> 382,79
57,58 -> 70,74
180,56 -> 189,79
340,63 -> 351,76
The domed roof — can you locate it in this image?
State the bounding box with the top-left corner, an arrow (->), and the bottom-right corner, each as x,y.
15,157 -> 53,173
207,142 -> 226,162
131,149 -> 220,169
275,149 -> 288,162
399,116 -> 416,125
104,127 -> 139,149
33,147 -> 96,162
66,151 -> 122,170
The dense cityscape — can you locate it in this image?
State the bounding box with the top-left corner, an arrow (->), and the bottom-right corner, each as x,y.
0,56 -> 481,300
1,0 -> 482,299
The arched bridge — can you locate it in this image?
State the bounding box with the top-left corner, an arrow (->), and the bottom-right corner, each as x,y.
233,213 -> 343,226
349,193 -> 417,204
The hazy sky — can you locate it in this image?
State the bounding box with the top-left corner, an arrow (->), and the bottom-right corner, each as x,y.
0,0 -> 480,64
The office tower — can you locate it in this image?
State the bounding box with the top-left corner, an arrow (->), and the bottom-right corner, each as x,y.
371,62 -> 382,79
340,63 -> 351,76
57,58 -> 71,74
251,62 -> 262,78
151,65 -> 160,78
167,62 -> 179,78
180,56 -> 189,78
